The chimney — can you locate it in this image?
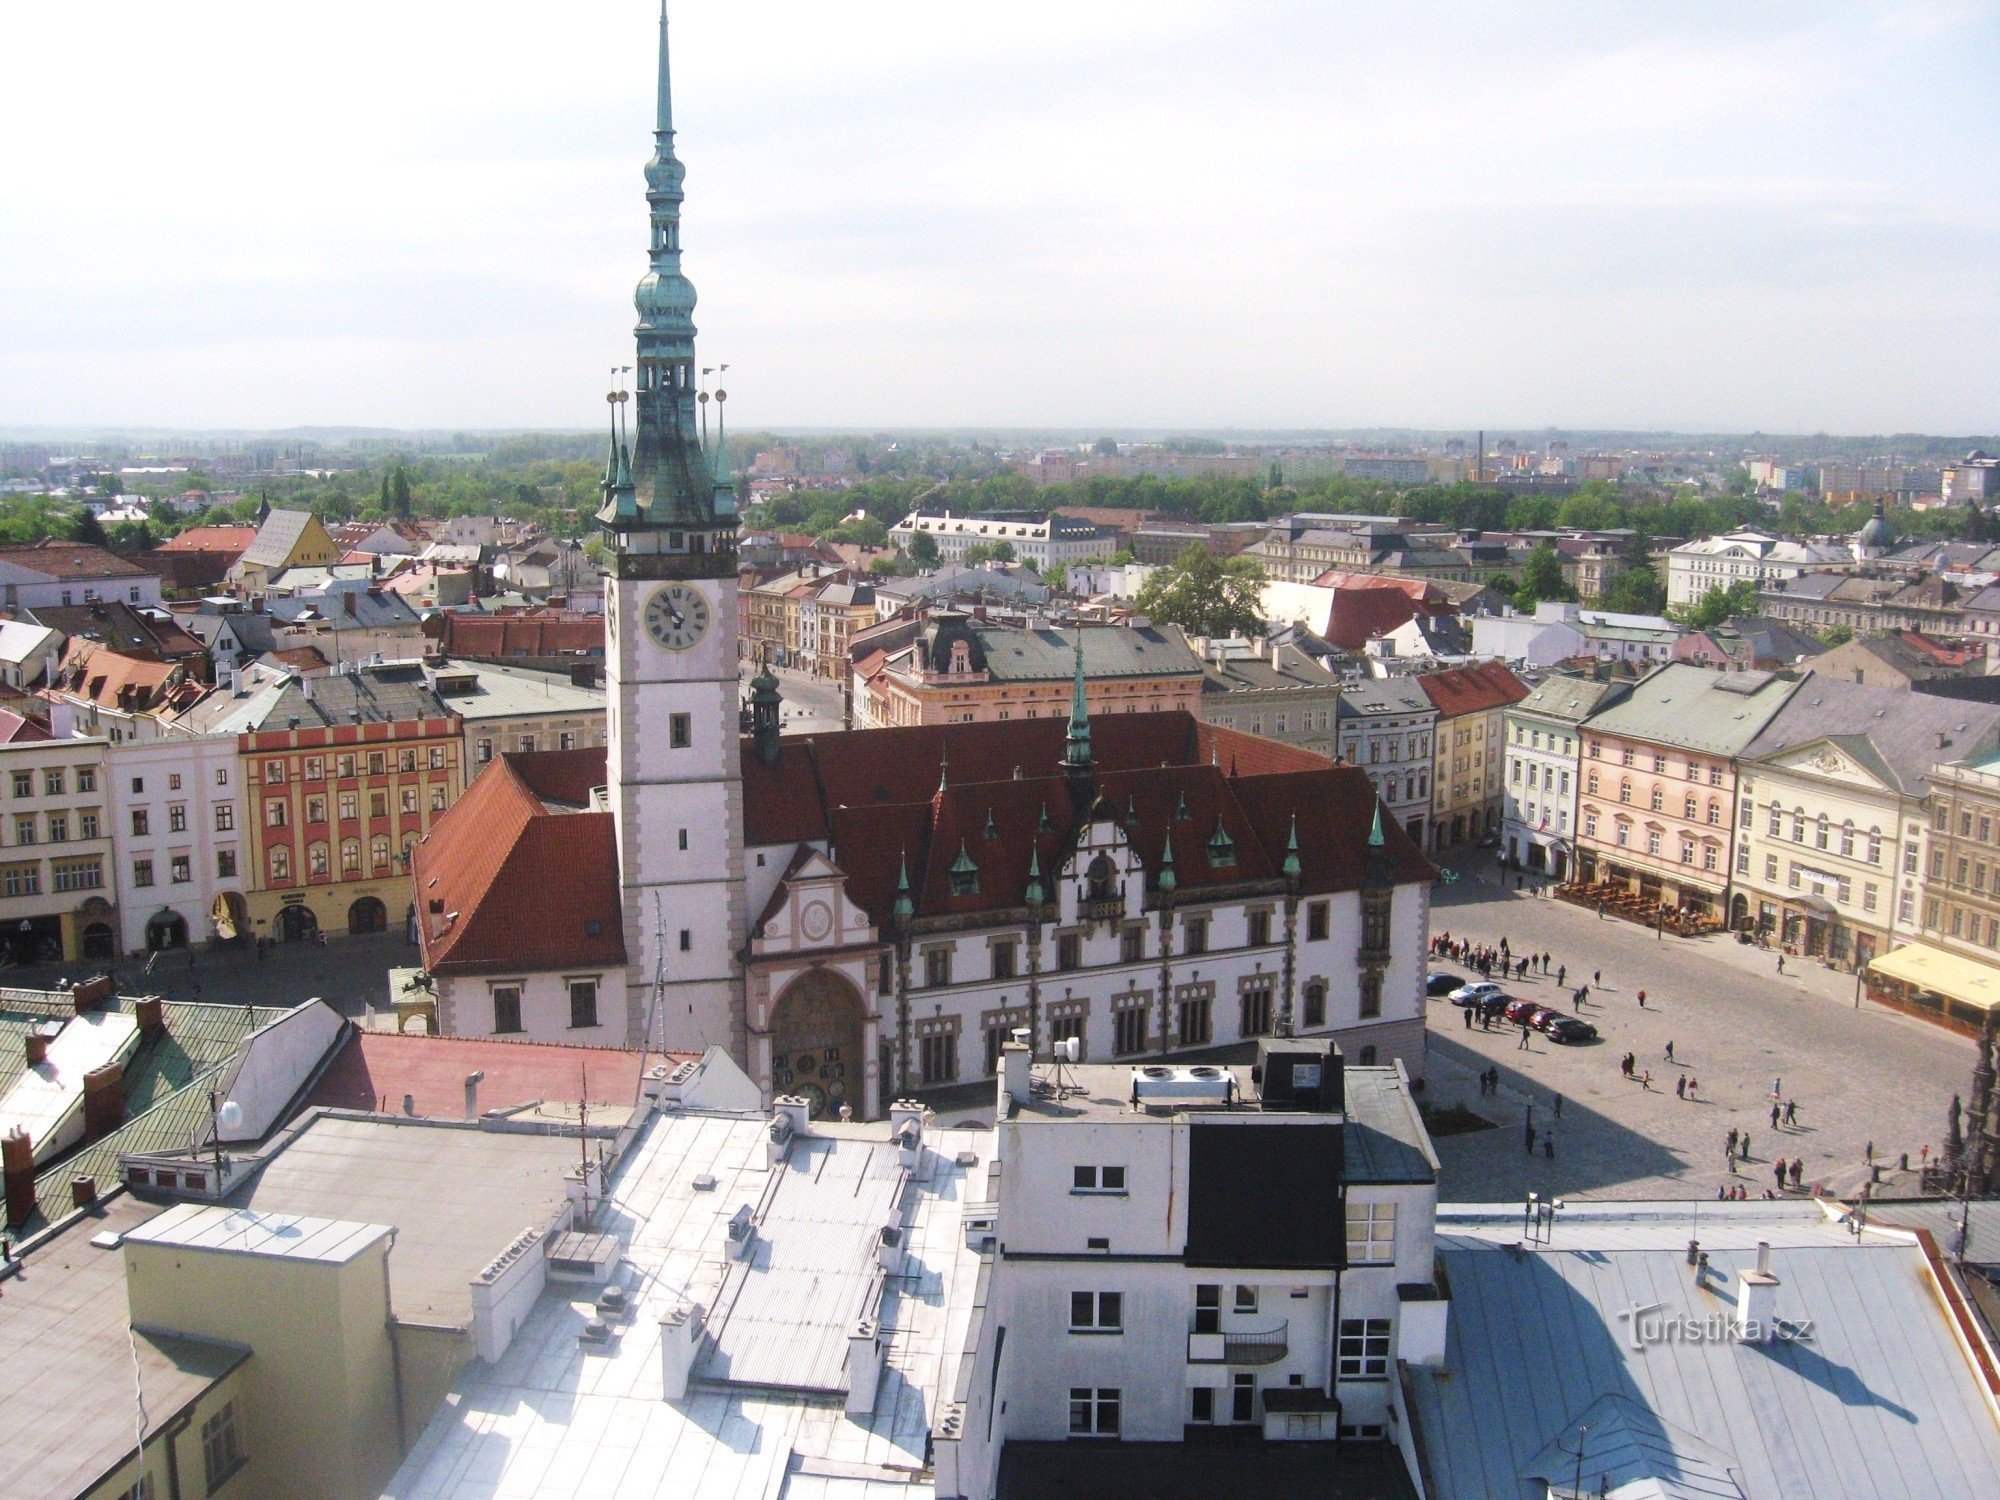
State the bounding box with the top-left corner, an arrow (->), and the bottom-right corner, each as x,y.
251,596 -> 264,614
402,1092 -> 417,1117
135,994 -> 165,1038
1736,1240 -> 1781,1342
70,1176 -> 98,1211
344,591 -> 358,617
845,1319 -> 885,1415
71,974 -> 113,1013
3,1127 -> 34,1230
24,1027 -> 50,1068
891,1099 -> 926,1170
82,1064 -> 124,1141
569,661 -> 597,690
464,1070 -> 485,1120
1000,1032 -> 1032,1110
659,1301 -> 705,1402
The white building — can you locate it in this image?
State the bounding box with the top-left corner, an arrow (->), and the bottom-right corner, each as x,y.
890,510 -> 1116,570
1501,675 -> 1628,879
1335,678 -> 1437,848
1470,604 -> 1587,670
107,731 -> 247,954
946,1040 -> 1441,1493
1666,530 -> 1851,608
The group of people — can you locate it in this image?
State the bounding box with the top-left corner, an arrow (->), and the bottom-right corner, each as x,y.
1431,932 -> 1564,986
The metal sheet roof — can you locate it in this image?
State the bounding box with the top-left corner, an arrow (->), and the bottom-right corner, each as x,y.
124,1201 -> 390,1263
1410,1206 -> 2000,1499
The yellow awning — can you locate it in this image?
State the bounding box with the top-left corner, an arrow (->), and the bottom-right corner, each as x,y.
1867,942 -> 2000,1013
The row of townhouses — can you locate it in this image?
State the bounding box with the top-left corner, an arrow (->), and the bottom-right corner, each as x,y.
1503,660 -> 2000,1031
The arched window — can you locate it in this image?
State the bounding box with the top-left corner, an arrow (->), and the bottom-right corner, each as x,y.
1683,793 -> 1697,819
1619,779 -> 1632,805
1815,815 -> 1829,850
1707,800 -> 1720,826
1086,852 -> 1117,904
1792,809 -> 1805,842
1866,828 -> 1882,864
1840,822 -> 1854,858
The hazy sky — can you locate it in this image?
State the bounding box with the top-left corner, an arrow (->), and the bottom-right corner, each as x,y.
3,1 -> 1996,434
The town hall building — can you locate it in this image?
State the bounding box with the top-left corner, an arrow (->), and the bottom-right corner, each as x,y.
408,13 -> 1436,1116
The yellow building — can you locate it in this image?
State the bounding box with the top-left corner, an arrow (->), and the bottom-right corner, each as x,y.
232,508 -> 341,593
1417,661 -> 1529,852
122,1201 -> 403,1500
0,730 -> 117,963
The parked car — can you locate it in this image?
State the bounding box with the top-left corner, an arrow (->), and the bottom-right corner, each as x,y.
1503,997 -> 1550,1027
1450,981 -> 1505,1007
1427,971 -> 1463,997
1544,1015 -> 1599,1045
1476,993 -> 1512,1021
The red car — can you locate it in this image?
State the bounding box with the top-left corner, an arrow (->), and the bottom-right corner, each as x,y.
1502,997 -> 1547,1027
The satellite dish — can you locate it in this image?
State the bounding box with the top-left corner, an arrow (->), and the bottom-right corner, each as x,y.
217,1099 -> 244,1133
1058,1036 -> 1082,1064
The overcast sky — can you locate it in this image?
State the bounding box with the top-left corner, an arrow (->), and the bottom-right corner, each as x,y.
3,1 -> 1996,435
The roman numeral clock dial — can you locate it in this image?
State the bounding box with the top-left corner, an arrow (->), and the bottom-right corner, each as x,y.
644,584 -> 709,652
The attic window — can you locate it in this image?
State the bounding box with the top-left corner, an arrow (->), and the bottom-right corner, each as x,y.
1207,821 -> 1236,869
949,841 -> 980,897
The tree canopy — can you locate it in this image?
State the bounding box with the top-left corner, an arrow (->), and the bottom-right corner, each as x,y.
1132,545 -> 1266,637
1510,543 -> 1576,611
1669,579 -> 1760,631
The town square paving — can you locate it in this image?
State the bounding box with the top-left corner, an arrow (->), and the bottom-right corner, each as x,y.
1423,860 -> 1977,1203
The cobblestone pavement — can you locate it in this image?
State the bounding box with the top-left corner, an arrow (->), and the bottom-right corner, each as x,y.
1423,855 -> 1975,1204
10,930 -> 418,1022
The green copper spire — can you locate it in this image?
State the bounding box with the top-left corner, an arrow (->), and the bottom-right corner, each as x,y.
893,850 -> 914,922
1024,848 -> 1045,907
602,3 -> 734,544
1063,629 -> 1091,770
1369,805 -> 1386,848
1158,831 -> 1177,893
1282,813 -> 1301,880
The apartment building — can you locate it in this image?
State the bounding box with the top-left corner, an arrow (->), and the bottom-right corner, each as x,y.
107,732 -> 247,954
1665,530 -> 1850,608
1732,681 -> 2000,968
1418,661 -> 1529,852
853,615 -> 1203,730
888,510 -> 1115,570
177,665 -> 462,943
1334,678 -> 1437,848
1502,674 -> 1629,879
1573,665 -> 1798,923
0,719 -> 115,962
1197,639 -> 1341,760
424,659 -> 606,772
964,1040 -> 1440,1471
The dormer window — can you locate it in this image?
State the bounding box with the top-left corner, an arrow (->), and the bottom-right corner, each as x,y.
1207,821 -> 1236,869
1086,852 -> 1117,903
950,641 -> 972,674
949,841 -> 980,897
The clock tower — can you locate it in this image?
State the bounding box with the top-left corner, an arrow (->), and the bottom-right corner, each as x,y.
598,3 -> 746,1061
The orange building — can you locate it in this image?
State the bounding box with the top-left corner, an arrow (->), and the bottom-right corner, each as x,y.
229,666 -> 463,942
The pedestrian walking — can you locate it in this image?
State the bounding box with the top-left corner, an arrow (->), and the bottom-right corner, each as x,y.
1464,1004 -> 1474,1029
1687,1077 -> 1700,1098
1740,1134 -> 1751,1163
1784,1099 -> 1797,1126
1865,1139 -> 1874,1162
1557,964 -> 1567,987
1725,1142 -> 1737,1173
1676,1075 -> 1687,1099
1543,1133 -> 1555,1160
1637,988 -> 1646,1009
1517,1024 -> 1531,1050
1789,1158 -> 1803,1189
1773,1159 -> 1787,1192
1770,1102 -> 1781,1130
1640,1070 -> 1652,1091
1501,937 -> 1510,956
1665,1039 -> 1675,1063
1776,954 -> 1785,974
1727,1126 -> 1739,1156
1593,969 -> 1602,987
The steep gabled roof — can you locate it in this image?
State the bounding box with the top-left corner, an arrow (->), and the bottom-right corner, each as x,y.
1415,660 -> 1530,719
412,754 -> 624,976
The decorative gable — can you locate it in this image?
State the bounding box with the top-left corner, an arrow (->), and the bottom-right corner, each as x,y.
750,845 -> 878,957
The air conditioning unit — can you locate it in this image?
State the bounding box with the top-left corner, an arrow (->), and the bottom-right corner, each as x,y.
1130,1064 -> 1235,1108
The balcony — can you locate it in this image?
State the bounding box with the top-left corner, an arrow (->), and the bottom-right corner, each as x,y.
1078,896 -> 1125,923
1187,1323 -> 1289,1366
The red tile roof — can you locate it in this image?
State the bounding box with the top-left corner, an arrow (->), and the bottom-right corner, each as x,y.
0,708 -> 52,744
1323,589 -> 1420,649
53,643 -> 179,711
155,526 -> 259,556
0,540 -> 151,580
433,613 -> 603,658
412,754 -> 624,976
304,1029 -> 673,1118
510,746 -> 606,808
1415,660 -> 1530,719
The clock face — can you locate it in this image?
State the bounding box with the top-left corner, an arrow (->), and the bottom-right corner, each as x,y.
644,584 -> 710,651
